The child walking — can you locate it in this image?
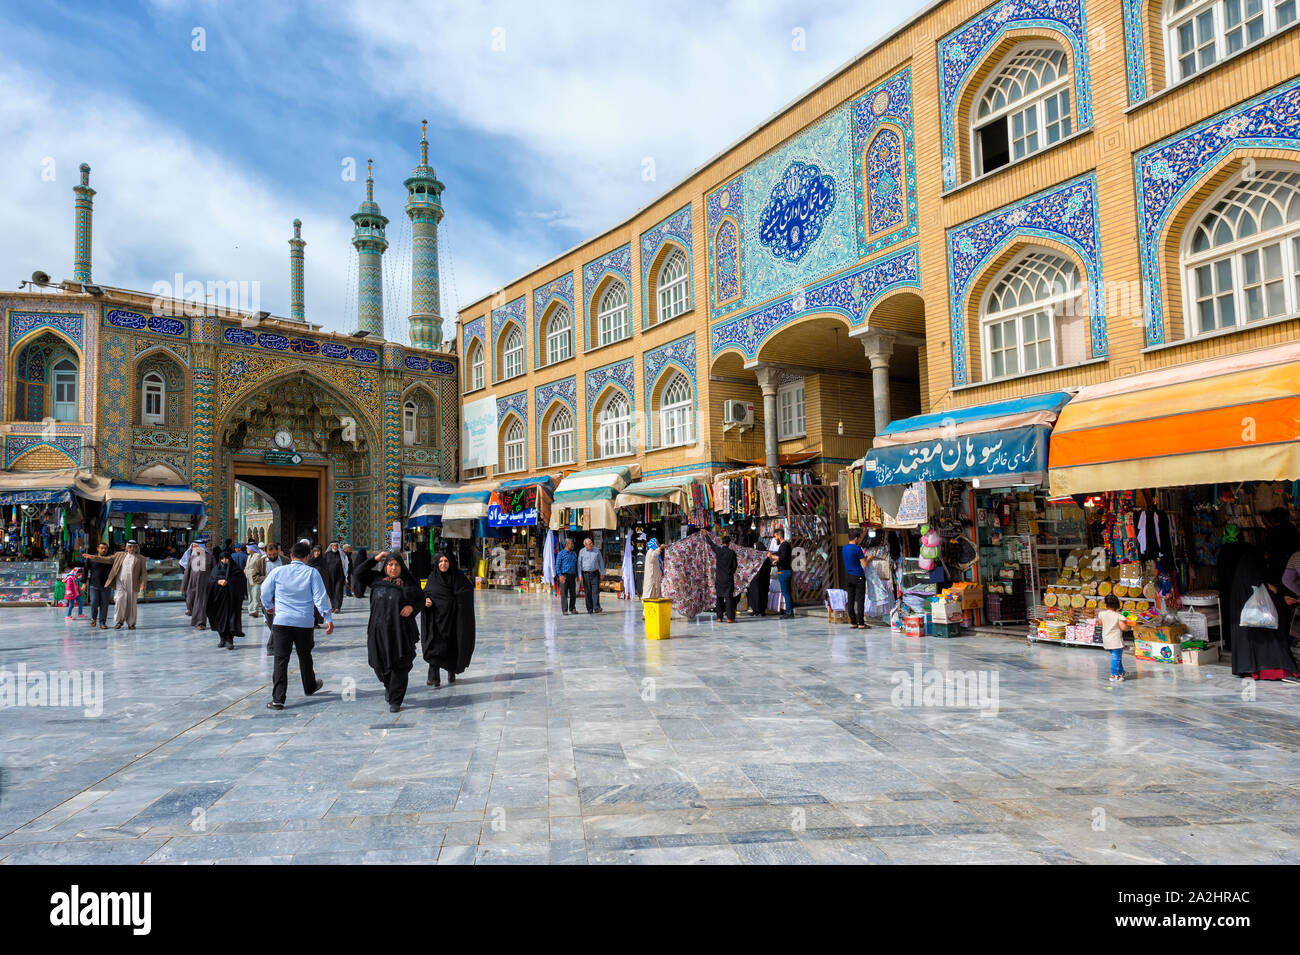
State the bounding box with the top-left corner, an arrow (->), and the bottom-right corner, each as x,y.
63,567 -> 85,621
1098,593 -> 1133,682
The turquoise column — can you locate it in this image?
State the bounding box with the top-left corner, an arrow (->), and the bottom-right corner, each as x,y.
289,218 -> 306,322
404,121 -> 445,350
73,163 -> 95,284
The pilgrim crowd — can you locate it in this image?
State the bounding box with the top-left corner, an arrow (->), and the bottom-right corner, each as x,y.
74,536 -> 477,713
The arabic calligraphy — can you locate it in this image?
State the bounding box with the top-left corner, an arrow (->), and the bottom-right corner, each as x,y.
758,161 -> 836,262
861,426 -> 1048,488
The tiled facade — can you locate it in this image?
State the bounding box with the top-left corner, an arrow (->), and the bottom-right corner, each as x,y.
459,0 -> 1300,481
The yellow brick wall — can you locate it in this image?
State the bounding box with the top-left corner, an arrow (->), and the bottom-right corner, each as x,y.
458,0 -> 1300,475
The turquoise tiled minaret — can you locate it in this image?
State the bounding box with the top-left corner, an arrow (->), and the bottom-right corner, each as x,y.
73,163 -> 95,284
351,160 -> 388,337
289,218 -> 306,322
404,121 -> 445,350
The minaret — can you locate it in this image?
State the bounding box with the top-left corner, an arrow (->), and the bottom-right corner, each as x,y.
351,160 -> 388,337
404,120 -> 446,350
73,163 -> 95,284
288,218 -> 306,322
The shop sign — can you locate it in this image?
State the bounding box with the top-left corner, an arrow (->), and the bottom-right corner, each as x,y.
860,425 -> 1048,489
264,450 -> 303,466
489,486 -> 538,527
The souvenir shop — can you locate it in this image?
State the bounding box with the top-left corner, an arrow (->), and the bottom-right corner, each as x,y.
481,476 -> 553,589
859,392 -> 1072,635
1038,344 -> 1300,659
547,464 -> 638,598
0,469 -> 110,605
613,472 -> 710,595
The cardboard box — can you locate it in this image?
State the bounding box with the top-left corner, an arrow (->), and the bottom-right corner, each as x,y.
952,584 -> 983,610
1135,622 -> 1188,644
1181,646 -> 1219,666
1135,638 -> 1181,663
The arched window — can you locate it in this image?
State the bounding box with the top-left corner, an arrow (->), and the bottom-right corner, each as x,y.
982,251 -> 1081,380
548,406 -> 574,466
546,306 -> 572,364
403,400 -> 418,446
51,358 -> 78,422
142,372 -> 165,425
502,326 -> 524,379
468,340 -> 484,391
1183,166 -> 1300,335
656,249 -> 689,323
1166,0 -> 1297,84
598,391 -> 631,458
659,372 -> 693,447
597,283 -> 630,346
972,45 -> 1071,176
503,418 -> 525,472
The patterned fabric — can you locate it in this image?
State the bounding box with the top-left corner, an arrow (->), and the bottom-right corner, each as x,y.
660,533 -> 766,620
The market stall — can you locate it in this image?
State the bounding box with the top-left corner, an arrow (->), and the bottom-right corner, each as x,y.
101,482 -> 205,601
615,472 -> 709,592
486,476 -> 554,589
0,469 -> 110,604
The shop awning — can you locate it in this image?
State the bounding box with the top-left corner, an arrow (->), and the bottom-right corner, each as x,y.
615,472 -> 708,509
490,477 -> 553,528
407,484 -> 457,528
104,482 -> 205,517
442,487 -> 494,522
497,475 -> 555,493
1049,343 -> 1300,496
0,469 -> 110,505
861,392 -> 1071,489
550,465 -> 639,530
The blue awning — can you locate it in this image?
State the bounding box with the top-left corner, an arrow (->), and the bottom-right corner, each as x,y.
105,482 -> 206,517
877,392 -> 1071,439
497,475 -> 555,492
0,487 -> 73,505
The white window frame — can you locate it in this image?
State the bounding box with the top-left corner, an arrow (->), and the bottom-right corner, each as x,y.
51,359 -> 78,423
403,400 -> 418,446
502,326 -> 524,380
597,391 -> 631,459
548,406 -> 575,466
971,44 -> 1073,178
980,252 -> 1081,382
1181,164 -> 1300,337
657,373 -> 693,448
597,283 -> 630,346
469,341 -> 484,391
777,379 -> 805,441
546,306 -> 572,365
503,419 -> 525,473
655,248 -> 689,324
465,465 -> 487,481
142,371 -> 165,425
1165,0 -> 1298,86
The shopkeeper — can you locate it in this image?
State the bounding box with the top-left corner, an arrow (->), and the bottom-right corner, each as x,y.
771,529 -> 794,618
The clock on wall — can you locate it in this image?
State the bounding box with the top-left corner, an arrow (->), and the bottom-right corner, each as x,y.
274,429 -> 294,450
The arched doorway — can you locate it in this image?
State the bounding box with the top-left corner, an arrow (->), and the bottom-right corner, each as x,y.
217,370 -> 381,546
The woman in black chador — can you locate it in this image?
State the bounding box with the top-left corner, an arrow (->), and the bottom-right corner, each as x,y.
353,551 -> 423,712
421,552 -> 477,687
207,549 -> 247,650
1229,546 -> 1300,681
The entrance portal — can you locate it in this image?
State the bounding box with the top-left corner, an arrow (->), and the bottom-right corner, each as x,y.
232,464 -> 327,546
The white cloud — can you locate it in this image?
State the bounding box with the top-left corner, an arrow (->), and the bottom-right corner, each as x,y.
0,60 -> 359,333
331,0 -> 915,304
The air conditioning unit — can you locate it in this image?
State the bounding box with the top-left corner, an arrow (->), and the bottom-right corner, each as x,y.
722,399 -> 754,431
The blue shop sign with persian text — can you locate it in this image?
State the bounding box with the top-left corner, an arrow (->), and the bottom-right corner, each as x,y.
488,503 -> 537,528
860,425 -> 1048,489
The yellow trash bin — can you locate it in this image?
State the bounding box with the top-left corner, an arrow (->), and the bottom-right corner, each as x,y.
477,558 -> 489,579
643,598 -> 672,640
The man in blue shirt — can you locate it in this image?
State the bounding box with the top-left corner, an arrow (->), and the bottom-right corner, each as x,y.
842,529 -> 867,629
555,538 -> 579,615
261,539 -> 332,709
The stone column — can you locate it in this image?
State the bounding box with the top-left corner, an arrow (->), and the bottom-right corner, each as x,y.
858,330 -> 897,436
754,364 -> 782,471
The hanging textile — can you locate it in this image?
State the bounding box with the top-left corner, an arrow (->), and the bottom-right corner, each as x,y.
621,535 -> 637,600
542,529 -> 556,582
660,532 -> 767,620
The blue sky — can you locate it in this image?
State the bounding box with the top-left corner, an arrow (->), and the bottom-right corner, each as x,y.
0,0 -> 929,343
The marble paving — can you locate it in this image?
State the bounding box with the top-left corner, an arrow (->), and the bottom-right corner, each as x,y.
1,592 -> 1299,864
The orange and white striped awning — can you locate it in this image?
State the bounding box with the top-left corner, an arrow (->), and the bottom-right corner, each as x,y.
1048,342 -> 1300,496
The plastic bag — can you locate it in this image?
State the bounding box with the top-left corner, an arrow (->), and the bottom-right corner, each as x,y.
1239,584 -> 1279,629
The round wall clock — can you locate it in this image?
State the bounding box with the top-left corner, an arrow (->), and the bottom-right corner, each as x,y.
274,429 -> 294,450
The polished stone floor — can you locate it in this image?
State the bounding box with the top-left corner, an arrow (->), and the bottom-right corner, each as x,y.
1,591 -> 1298,865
